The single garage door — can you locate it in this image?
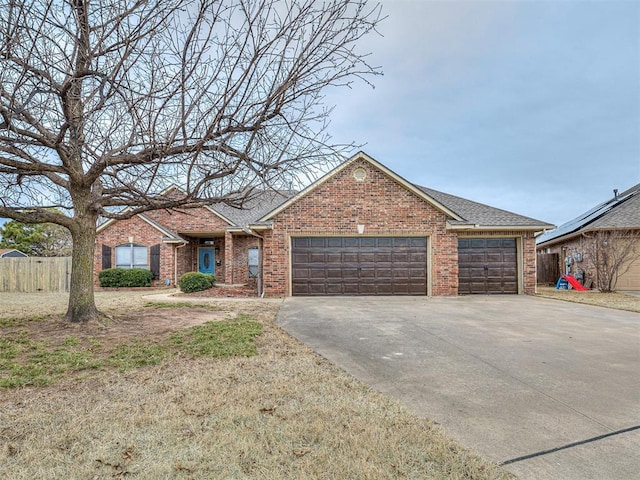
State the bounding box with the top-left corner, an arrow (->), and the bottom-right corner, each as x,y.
292,237 -> 427,296
458,238 -> 518,294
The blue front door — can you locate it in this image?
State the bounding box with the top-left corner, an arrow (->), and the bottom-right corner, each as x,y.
198,248 -> 215,275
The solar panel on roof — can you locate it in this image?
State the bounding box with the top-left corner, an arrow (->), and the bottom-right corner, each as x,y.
537,190 -> 637,244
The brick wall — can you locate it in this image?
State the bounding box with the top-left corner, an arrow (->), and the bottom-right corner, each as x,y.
144,207 -> 229,232
95,206 -> 230,287
94,216 -> 175,286
263,159 -> 458,296
539,236 -> 596,287
227,235 -> 261,285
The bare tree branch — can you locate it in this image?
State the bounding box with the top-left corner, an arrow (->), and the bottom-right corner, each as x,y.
0,0 -> 383,322
584,230 -> 640,292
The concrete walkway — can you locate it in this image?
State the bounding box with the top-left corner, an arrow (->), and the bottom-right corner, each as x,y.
141,290 -> 283,303
276,295 -> 640,480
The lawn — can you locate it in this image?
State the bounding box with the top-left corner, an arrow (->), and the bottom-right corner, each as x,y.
0,292 -> 512,479
536,286 -> 640,313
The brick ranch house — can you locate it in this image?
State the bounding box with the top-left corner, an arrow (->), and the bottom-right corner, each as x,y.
95,152 -> 554,296
536,182 -> 640,291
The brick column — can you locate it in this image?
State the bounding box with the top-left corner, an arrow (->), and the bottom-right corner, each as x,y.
224,230 -> 233,284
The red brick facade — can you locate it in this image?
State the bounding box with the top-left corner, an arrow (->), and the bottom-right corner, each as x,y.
94,156 -> 542,295
262,159 -> 538,296
95,208 -> 262,288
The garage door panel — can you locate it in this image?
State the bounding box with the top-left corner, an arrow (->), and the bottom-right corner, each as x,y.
359,268 -> 376,278
292,252 -> 309,264
309,268 -> 327,279
308,253 -> 326,263
486,253 -> 504,263
309,238 -> 326,248
292,267 -> 309,279
410,252 -> 427,262
326,253 -> 341,263
458,238 -> 518,295
393,252 -> 409,262
360,252 -> 376,263
343,283 -> 359,294
326,238 -> 343,248
325,268 -> 342,278
376,267 -> 392,278
410,267 -> 426,277
377,238 -> 393,247
342,267 -> 359,279
291,236 -> 427,296
309,283 -> 326,295
343,238 -> 359,247
375,252 -> 392,262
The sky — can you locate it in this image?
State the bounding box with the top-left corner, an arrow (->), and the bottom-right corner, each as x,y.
324,0 -> 640,227
1,0 -> 638,232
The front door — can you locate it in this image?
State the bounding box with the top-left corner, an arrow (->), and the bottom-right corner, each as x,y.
198,248 -> 215,275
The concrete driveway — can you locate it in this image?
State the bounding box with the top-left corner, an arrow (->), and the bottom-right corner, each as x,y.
276,296 -> 640,480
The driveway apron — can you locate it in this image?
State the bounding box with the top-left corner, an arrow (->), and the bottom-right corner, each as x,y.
276,296 -> 640,480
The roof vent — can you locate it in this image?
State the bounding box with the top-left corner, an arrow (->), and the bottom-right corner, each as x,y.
613,188 -> 618,199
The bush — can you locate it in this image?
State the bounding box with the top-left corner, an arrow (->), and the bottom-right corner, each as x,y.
99,268 -> 154,288
178,272 -> 216,293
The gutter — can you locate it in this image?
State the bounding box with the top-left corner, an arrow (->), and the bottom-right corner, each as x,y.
447,223 -> 555,232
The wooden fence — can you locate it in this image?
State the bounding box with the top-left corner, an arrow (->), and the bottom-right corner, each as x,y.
537,253 -> 560,285
0,257 -> 72,293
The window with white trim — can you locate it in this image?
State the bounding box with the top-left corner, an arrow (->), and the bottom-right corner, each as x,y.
115,243 -> 148,269
248,246 -> 259,277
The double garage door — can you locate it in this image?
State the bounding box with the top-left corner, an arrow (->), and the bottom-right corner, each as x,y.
291,236 -> 518,296
292,237 -> 427,295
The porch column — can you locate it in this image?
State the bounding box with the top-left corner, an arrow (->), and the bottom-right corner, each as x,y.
224,231 -> 234,284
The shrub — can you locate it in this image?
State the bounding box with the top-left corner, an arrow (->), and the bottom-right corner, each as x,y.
99,268 -> 154,288
178,272 -> 216,293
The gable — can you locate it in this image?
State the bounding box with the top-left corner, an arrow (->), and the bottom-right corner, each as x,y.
267,157 -> 454,229
96,215 -> 171,241
144,206 -> 231,233
0,249 -> 28,258
261,152 -> 462,222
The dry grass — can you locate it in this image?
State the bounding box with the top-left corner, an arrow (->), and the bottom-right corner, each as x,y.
0,292 -> 512,479
536,286 -> 640,313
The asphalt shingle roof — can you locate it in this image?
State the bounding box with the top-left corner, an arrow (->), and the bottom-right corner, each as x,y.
416,186 -> 553,228
208,184 -> 552,230
210,190 -> 293,226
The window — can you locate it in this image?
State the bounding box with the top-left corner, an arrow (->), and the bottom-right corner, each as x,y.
115,244 -> 148,269
248,246 -> 259,277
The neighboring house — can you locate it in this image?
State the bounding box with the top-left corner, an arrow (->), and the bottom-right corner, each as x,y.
536,182 -> 640,291
95,152 -> 553,296
0,248 -> 28,258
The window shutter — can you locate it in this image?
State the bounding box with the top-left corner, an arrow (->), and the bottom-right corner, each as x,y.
102,245 -> 112,270
150,244 -> 161,279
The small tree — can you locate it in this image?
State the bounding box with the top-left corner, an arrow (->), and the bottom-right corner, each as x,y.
585,230 -> 639,292
0,218 -> 72,256
0,0 -> 383,322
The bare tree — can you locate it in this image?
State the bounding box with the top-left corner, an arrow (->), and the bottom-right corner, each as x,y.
0,0 -> 382,322
585,230 -> 639,292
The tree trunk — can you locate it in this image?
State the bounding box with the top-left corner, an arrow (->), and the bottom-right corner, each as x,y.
65,213 -> 99,323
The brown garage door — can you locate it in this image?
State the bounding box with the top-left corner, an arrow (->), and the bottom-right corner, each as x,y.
292,237 -> 427,296
458,238 -> 518,294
